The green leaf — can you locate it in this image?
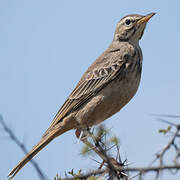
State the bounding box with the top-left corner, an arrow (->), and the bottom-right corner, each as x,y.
159,126 -> 171,134
110,136 -> 119,145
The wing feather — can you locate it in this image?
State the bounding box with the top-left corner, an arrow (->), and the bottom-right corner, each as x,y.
44,47 -> 126,134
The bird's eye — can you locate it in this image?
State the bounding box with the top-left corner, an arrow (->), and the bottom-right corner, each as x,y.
125,19 -> 131,25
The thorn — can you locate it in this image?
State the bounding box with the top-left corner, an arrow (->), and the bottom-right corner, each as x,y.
156,118 -> 177,126
151,114 -> 180,119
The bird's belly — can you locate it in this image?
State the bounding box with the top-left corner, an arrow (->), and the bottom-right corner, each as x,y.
75,73 -> 141,128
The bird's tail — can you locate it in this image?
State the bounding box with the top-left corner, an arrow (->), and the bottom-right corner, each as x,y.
8,125 -> 69,179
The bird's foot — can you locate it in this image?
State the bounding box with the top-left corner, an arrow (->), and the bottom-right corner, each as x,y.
75,127 -> 91,141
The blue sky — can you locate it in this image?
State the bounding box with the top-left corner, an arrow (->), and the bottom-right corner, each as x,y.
0,1 -> 180,180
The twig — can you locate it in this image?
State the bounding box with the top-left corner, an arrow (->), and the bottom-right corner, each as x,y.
60,164 -> 180,180
76,128 -> 127,179
0,115 -> 47,180
155,124 -> 180,166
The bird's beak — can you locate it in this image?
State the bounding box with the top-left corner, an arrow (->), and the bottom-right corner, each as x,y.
137,12 -> 156,25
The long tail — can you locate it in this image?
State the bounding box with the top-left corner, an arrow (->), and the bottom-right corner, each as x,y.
8,126 -> 68,179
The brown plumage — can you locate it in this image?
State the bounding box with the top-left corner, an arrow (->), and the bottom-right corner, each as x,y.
8,13 -> 155,179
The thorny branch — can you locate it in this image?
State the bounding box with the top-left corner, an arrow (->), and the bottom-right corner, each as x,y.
60,121 -> 180,180
0,115 -> 47,180
59,164 -> 180,180
75,128 -> 128,180
1,114 -> 180,180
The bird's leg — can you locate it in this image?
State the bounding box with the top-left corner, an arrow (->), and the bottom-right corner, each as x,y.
75,127 -> 91,140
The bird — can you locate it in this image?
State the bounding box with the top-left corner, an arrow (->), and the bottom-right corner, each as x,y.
8,12 -> 155,179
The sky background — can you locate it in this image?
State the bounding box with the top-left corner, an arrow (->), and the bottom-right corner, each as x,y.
0,1 -> 180,180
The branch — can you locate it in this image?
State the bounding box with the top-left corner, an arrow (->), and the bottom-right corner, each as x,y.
60,164 -> 180,180
0,115 -> 47,180
62,123 -> 180,180
154,123 -> 180,166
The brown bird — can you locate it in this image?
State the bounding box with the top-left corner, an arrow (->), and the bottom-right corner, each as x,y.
8,13 -> 155,179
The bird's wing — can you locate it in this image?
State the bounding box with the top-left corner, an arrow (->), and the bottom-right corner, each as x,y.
44,46 -> 127,134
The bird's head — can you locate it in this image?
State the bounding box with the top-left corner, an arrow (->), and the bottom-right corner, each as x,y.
114,13 -> 155,43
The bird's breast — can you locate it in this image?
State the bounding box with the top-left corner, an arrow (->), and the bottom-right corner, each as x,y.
75,62 -> 142,128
